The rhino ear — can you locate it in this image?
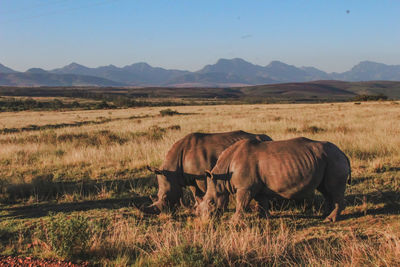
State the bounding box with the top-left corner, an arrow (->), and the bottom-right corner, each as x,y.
205,170 -> 215,180
147,165 -> 163,175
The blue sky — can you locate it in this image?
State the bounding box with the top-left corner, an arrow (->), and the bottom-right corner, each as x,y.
1,0 -> 399,72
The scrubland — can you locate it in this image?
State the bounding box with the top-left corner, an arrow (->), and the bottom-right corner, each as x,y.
0,101 -> 399,266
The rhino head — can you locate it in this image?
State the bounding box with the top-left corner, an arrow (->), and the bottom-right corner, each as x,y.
195,170 -> 229,218
137,166 -> 184,215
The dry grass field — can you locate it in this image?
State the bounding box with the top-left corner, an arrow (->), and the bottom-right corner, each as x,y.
1,101 -> 399,266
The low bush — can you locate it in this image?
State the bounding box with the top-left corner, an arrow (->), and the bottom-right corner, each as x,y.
285,127 -> 298,133
353,94 -> 388,101
147,244 -> 225,267
302,125 -> 326,134
166,125 -> 181,131
160,109 -> 180,116
146,126 -> 166,140
36,213 -> 91,258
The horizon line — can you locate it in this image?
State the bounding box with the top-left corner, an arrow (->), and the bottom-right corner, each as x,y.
1,58 -> 396,74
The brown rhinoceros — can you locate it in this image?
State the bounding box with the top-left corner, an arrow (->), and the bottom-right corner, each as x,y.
196,137 -> 351,222
139,130 -> 272,214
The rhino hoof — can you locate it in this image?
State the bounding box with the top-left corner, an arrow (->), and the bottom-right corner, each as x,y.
323,217 -> 337,223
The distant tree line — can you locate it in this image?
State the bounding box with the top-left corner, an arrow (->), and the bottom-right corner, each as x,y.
2,87 -> 391,112
0,97 -> 193,112
352,94 -> 388,101
0,98 -> 95,112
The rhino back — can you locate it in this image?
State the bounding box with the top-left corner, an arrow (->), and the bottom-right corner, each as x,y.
181,131 -> 267,175
159,131 -> 269,192
230,138 -> 328,199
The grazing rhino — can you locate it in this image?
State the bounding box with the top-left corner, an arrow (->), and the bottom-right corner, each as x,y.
196,137 -> 351,222
139,130 -> 272,214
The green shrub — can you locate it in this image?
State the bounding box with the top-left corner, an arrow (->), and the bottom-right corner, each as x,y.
150,244 -> 226,267
38,213 -> 91,258
147,126 -> 166,140
95,100 -> 110,109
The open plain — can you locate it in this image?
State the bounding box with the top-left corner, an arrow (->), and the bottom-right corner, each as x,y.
0,101 -> 399,266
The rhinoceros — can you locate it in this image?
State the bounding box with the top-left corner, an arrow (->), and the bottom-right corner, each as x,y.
196,137 -> 351,222
139,130 -> 272,214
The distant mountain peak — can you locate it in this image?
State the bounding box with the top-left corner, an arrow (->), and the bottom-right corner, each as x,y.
26,68 -> 47,73
358,60 -> 383,65
97,64 -> 119,70
63,62 -> 89,69
0,63 -> 17,73
217,58 -> 248,64
198,58 -> 263,76
121,62 -> 158,74
267,60 -> 291,68
134,62 -> 151,66
214,58 -> 255,66
352,60 -> 387,69
2,58 -> 399,87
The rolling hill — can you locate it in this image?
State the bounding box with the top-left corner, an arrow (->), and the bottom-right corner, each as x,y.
1,81 -> 400,101
0,73 -> 125,87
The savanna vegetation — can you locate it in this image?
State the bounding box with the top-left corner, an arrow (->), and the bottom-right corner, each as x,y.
2,80 -> 400,112
0,101 -> 399,266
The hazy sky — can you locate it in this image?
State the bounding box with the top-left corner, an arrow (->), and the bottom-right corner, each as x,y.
1,0 -> 399,72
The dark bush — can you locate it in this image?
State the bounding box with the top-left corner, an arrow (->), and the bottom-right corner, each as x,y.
353,94 -> 388,101
285,127 -> 298,133
302,125 -> 326,134
160,109 -> 179,116
167,125 -> 181,131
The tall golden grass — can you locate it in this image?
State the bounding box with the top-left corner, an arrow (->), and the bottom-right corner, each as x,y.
1,101 -> 399,265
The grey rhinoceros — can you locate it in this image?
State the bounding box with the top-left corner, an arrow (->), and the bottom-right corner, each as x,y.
139,130 -> 272,214
196,137 -> 351,222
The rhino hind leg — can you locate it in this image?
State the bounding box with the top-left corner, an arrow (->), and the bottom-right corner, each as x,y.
319,145 -> 351,222
323,196 -> 344,222
317,184 -> 334,217
254,194 -> 270,219
317,181 -> 346,222
319,173 -> 347,222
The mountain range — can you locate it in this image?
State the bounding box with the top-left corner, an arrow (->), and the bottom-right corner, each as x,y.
1,59 -> 400,87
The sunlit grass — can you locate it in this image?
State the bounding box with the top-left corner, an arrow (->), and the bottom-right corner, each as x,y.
0,101 -> 399,265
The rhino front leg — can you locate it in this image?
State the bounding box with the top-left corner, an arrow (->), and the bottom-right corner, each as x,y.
188,185 -> 204,203
232,189 -> 252,221
254,194 -> 270,219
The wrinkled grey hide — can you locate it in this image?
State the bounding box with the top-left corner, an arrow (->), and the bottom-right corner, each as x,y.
196,137 -> 351,222
139,131 -> 272,214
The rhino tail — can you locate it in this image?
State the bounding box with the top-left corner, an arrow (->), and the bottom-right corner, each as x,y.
345,154 -> 352,185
